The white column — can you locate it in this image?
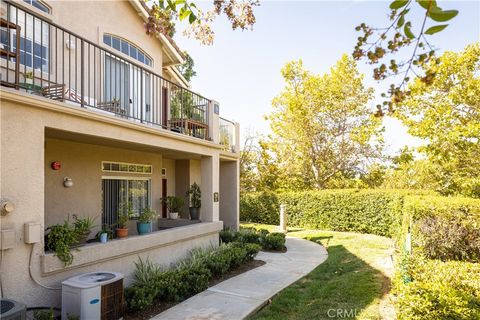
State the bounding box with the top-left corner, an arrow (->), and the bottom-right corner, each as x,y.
200,154 -> 219,222
280,204 -> 287,233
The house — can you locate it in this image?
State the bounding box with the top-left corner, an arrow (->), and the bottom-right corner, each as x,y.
0,0 -> 240,308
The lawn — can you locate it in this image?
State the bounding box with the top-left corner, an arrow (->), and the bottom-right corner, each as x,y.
242,223 -> 395,320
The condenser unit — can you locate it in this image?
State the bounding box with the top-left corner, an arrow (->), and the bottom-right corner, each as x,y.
62,271 -> 124,320
1,299 -> 26,320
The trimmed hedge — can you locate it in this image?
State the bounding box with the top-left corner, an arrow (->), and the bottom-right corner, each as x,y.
241,190 -> 413,237
402,195 -> 480,262
395,256 -> 480,319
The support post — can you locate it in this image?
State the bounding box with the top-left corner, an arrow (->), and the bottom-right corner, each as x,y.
279,204 -> 287,233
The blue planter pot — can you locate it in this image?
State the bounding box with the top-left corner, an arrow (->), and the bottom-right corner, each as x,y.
100,233 -> 108,243
137,222 -> 151,235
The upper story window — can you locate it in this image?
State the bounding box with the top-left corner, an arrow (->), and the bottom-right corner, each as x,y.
22,0 -> 50,13
103,35 -> 152,67
0,10 -> 49,72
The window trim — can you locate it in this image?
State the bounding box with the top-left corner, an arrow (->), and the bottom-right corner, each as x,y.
103,34 -> 153,68
21,0 -> 52,15
101,161 -> 153,174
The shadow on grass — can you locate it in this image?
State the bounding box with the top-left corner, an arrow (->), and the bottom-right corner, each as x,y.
251,242 -> 391,320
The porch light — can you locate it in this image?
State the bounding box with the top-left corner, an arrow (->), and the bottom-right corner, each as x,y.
63,177 -> 73,188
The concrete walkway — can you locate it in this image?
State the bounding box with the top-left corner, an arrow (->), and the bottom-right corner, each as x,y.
151,237 -> 328,320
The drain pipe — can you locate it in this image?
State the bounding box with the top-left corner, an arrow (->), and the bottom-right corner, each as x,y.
29,243 -> 61,290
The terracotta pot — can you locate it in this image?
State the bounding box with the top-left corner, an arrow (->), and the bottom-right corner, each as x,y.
116,228 -> 128,238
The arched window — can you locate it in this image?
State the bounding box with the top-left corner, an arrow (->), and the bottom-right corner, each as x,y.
22,0 -> 50,13
103,34 -> 153,67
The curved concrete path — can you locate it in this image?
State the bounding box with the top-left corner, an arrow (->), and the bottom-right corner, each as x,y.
151,237 -> 328,320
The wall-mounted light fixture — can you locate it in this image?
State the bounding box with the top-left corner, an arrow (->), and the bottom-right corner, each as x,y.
63,177 -> 73,188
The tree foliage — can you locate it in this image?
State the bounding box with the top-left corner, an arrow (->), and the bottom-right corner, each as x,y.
264,55 -> 384,189
176,51 -> 197,82
146,0 -> 259,45
390,43 -> 480,197
354,0 -> 460,114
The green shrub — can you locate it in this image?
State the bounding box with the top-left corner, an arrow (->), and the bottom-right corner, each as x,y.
262,233 -> 286,251
126,242 -> 261,311
403,195 -> 480,262
219,229 -> 237,243
395,256 -> 480,319
221,228 -> 286,252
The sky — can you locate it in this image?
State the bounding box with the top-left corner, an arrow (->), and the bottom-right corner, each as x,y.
174,1 -> 480,155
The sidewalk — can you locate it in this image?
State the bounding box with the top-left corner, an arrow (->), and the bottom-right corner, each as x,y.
151,237 -> 328,320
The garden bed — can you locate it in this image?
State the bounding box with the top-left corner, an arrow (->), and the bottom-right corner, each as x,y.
125,259 -> 266,320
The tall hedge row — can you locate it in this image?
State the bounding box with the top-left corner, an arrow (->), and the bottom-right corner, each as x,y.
240,189 -> 433,237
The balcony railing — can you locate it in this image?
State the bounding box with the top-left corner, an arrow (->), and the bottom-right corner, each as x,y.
219,117 -> 237,153
0,1 -> 210,139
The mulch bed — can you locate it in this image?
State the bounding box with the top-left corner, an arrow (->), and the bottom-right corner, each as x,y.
124,259 -> 266,320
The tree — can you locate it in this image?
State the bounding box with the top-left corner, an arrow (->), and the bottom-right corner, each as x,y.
177,51 -> 197,82
265,55 -> 384,189
146,0 -> 259,45
354,0 -> 460,114
392,43 -> 480,197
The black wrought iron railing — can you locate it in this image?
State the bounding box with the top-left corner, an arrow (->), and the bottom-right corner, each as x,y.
0,1 -> 210,139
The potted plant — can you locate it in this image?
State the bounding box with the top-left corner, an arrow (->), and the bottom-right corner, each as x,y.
186,182 -> 201,220
24,71 -> 34,84
137,207 -> 158,235
161,196 -> 184,219
96,224 -> 113,243
45,221 -> 78,266
72,214 -> 96,244
116,204 -> 133,239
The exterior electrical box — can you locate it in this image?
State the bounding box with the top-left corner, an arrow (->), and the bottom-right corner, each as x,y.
0,229 -> 15,250
24,222 -> 41,244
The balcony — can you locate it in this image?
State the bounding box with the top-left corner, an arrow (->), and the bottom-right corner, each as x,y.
0,1 -> 218,141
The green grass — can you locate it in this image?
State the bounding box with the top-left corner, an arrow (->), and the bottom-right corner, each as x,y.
242,223 -> 395,320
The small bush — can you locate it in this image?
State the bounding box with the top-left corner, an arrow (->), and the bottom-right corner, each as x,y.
395,256 -> 480,319
221,228 -> 286,252
262,233 -> 286,251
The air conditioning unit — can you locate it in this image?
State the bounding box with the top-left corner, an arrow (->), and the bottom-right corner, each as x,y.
1,299 -> 26,320
62,271 -> 124,320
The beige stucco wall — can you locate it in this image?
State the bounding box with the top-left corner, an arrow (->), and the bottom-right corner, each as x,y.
0,90 -> 236,307
45,138 -> 164,236
45,0 -> 164,74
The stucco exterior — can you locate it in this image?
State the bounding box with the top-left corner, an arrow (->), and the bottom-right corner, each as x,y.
0,0 -> 240,308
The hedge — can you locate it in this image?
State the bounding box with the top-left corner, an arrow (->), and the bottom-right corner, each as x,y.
240,189 -> 430,237
394,255 -> 480,319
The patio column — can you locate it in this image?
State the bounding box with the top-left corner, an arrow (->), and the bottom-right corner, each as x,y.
219,160 -> 240,230
201,154 -> 219,222
209,100 -> 220,143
